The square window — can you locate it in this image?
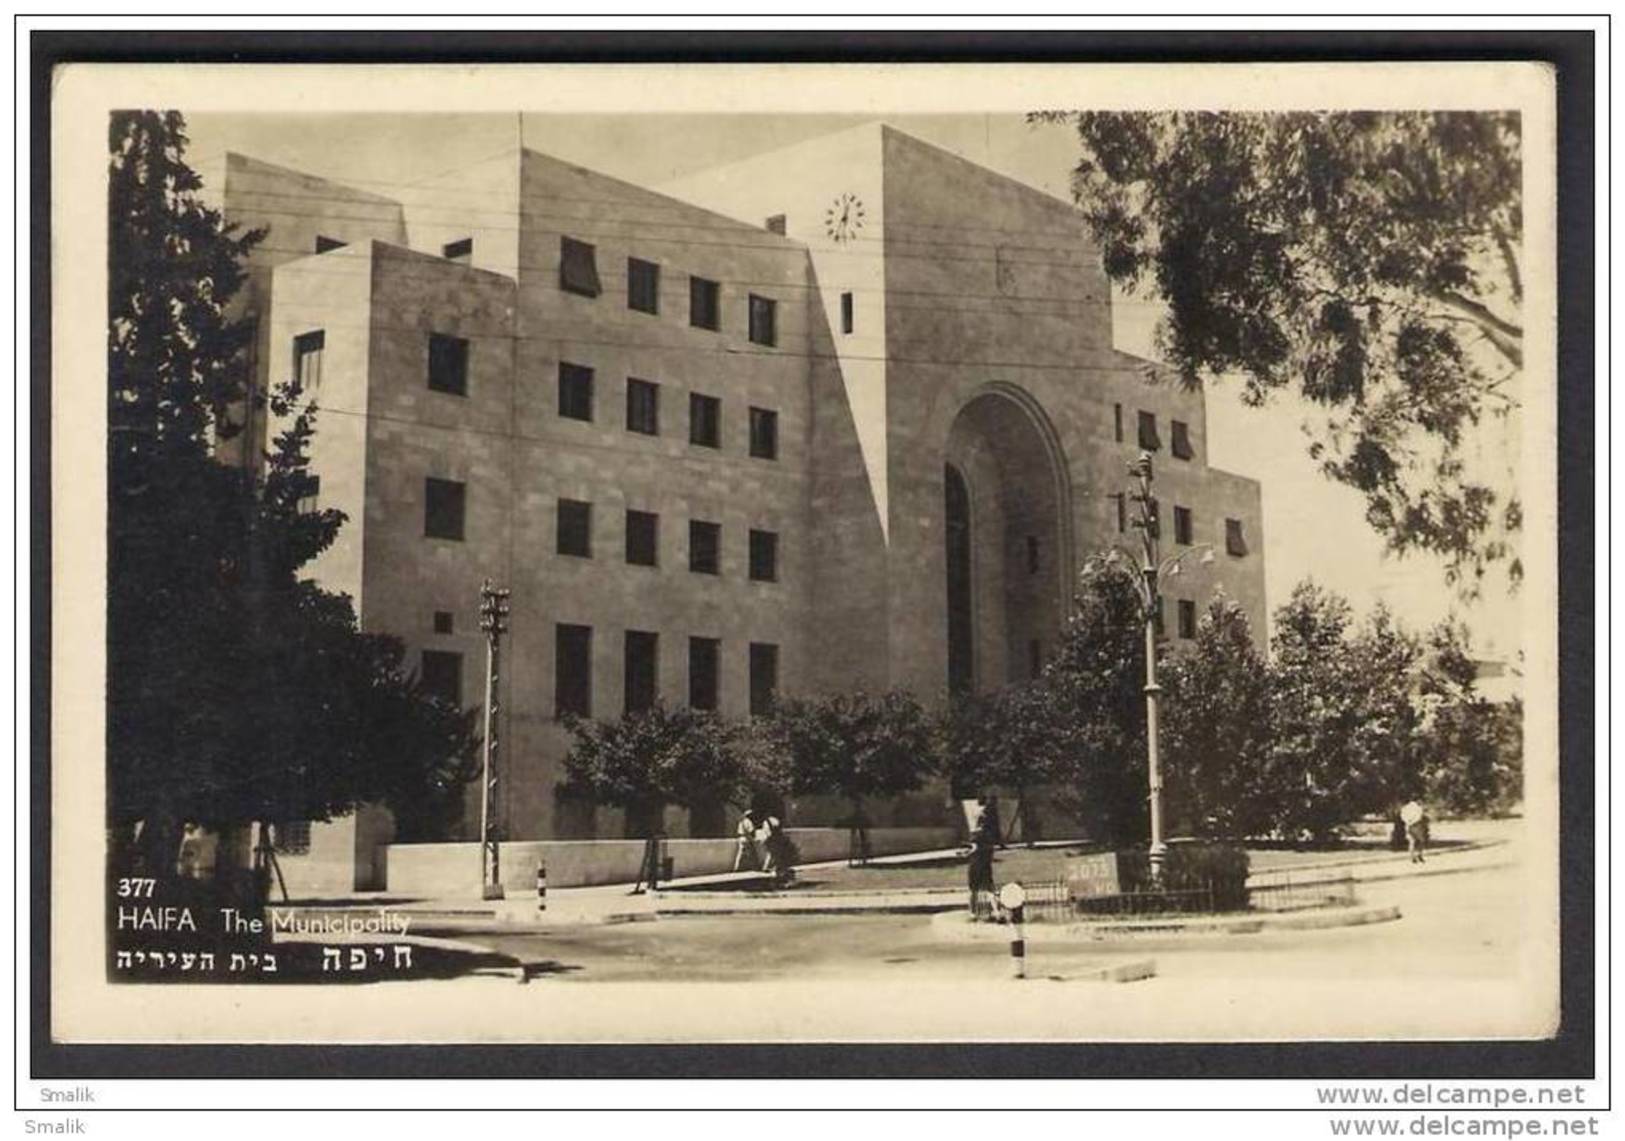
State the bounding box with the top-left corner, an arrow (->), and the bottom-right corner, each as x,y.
1171,419 -> 1195,461
689,393 -> 721,448
555,624 -> 593,719
296,474 -> 320,516
689,520 -> 721,575
748,294 -> 777,347
841,291 -> 854,335
626,378 -> 660,436
443,237 -> 473,262
560,236 -> 602,297
1178,599 -> 1198,640
1137,410 -> 1162,451
315,235 -> 345,254
558,362 -> 594,421
628,257 -> 660,314
428,333 -> 469,396
420,649 -> 463,707
433,610 -> 454,635
1226,518 -> 1249,557
626,509 -> 659,567
1174,505 -> 1193,546
689,637 -> 720,711
749,407 -> 779,460
624,630 -> 659,715
293,329 -> 325,393
749,529 -> 778,583
689,275 -> 721,330
1113,403 -> 1124,443
749,642 -> 779,716
557,498 -> 592,558
765,214 -> 787,234
424,477 -> 465,541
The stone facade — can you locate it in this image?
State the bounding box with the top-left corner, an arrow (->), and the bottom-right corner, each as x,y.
221,124 -> 1265,883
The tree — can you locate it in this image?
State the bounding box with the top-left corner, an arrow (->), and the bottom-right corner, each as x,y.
1159,592 -> 1273,839
560,704 -> 748,838
107,111 -> 480,880
1038,111 -> 1522,590
1415,619 -> 1520,816
939,681 -> 1068,842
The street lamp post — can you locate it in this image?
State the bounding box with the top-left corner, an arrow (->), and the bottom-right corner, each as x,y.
478,578 -> 511,901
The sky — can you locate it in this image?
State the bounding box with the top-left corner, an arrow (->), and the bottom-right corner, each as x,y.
181,110 -> 1525,659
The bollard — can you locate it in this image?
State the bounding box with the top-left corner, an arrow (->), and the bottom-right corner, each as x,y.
998,882 -> 1028,980
536,861 -> 548,912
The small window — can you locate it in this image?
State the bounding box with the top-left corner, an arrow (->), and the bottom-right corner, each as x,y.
560,236 -> 602,297
272,821 -> 311,855
420,649 -> 463,707
688,637 -> 720,711
689,520 -> 721,575
433,610 -> 454,635
555,624 -> 593,719
748,294 -> 777,347
1113,403 -> 1124,443
689,275 -> 721,330
424,477 -> 465,541
1137,410 -> 1161,451
1026,535 -> 1040,575
428,333 -> 469,396
1171,419 -> 1195,461
628,257 -> 660,315
1174,505 -> 1193,546
558,362 -> 594,421
315,235 -> 345,254
749,407 -> 779,460
749,642 -> 779,716
765,214 -> 787,235
1178,599 -> 1198,640
840,291 -> 854,335
1226,518 -> 1249,557
1115,492 -> 1127,534
689,393 -> 721,448
749,529 -> 779,583
443,237 -> 473,263
624,630 -> 659,715
296,474 -> 320,516
626,378 -> 660,436
293,330 -> 325,393
626,509 -> 659,567
557,498 -> 592,558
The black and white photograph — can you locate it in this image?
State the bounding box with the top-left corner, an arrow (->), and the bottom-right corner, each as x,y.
34,43 -> 1588,1095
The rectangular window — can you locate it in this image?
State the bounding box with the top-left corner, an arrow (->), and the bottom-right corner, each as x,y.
625,509 -> 659,567
1115,492 -> 1127,534
423,477 -> 466,541
420,649 -> 463,707
628,257 -> 660,314
555,624 -> 593,719
749,529 -> 779,583
688,637 -> 720,711
1171,419 -> 1195,460
558,362 -> 594,421
626,378 -> 660,436
443,237 -> 473,262
1174,505 -> 1193,546
1138,410 -> 1162,451
315,235 -> 345,254
560,236 -> 602,297
557,498 -> 592,558
624,630 -> 659,715
1178,599 -> 1198,640
748,294 -> 778,346
689,393 -> 721,448
765,214 -> 787,235
1026,535 -> 1040,575
841,291 -> 854,335
296,474 -> 320,516
293,329 -> 325,393
689,520 -> 721,575
749,642 -> 779,716
433,610 -> 454,635
272,821 -> 311,855
749,407 -> 779,460
689,275 -> 721,330
1226,518 -> 1249,557
428,333 -> 469,396
1114,403 -> 1124,443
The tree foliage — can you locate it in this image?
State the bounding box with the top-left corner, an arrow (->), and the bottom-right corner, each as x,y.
762,691 -> 938,819
1037,111 -> 1523,589
1415,620 -> 1521,816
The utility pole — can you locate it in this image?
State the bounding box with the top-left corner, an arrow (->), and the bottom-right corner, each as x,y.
1128,452 -> 1168,886
478,578 -> 511,901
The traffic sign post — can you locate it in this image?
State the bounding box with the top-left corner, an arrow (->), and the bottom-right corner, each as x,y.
1000,882 -> 1028,980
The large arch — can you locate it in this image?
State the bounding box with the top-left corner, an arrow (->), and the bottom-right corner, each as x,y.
942,383 -> 1074,694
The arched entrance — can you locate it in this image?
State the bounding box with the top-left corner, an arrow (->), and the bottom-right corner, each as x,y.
943,386 -> 1072,694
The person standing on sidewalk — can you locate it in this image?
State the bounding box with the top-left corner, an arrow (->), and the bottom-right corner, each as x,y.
1401,800 -> 1429,864
966,799 -> 997,914
733,809 -> 760,873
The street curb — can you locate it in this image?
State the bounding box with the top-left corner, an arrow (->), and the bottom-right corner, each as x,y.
928,902 -> 1401,943
1245,839 -> 1505,882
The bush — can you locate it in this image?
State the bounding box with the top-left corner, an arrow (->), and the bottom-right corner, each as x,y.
1115,842 -> 1250,912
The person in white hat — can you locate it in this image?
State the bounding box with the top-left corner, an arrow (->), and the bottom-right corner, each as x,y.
1400,800 -> 1429,864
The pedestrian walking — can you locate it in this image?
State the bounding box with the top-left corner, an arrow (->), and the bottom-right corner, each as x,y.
733,808 -> 760,873
966,798 -> 997,913
758,812 -> 794,885
1401,800 -> 1428,864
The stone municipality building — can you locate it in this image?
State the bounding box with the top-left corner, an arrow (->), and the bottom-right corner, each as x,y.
203,124 -> 1265,891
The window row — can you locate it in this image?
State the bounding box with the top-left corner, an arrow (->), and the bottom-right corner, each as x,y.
560,235 -> 780,347
558,363 -> 779,458
1113,403 -> 1196,461
558,500 -> 780,581
1112,495 -> 1249,556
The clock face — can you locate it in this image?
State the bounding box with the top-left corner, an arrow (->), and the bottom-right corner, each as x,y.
825,191 -> 866,244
